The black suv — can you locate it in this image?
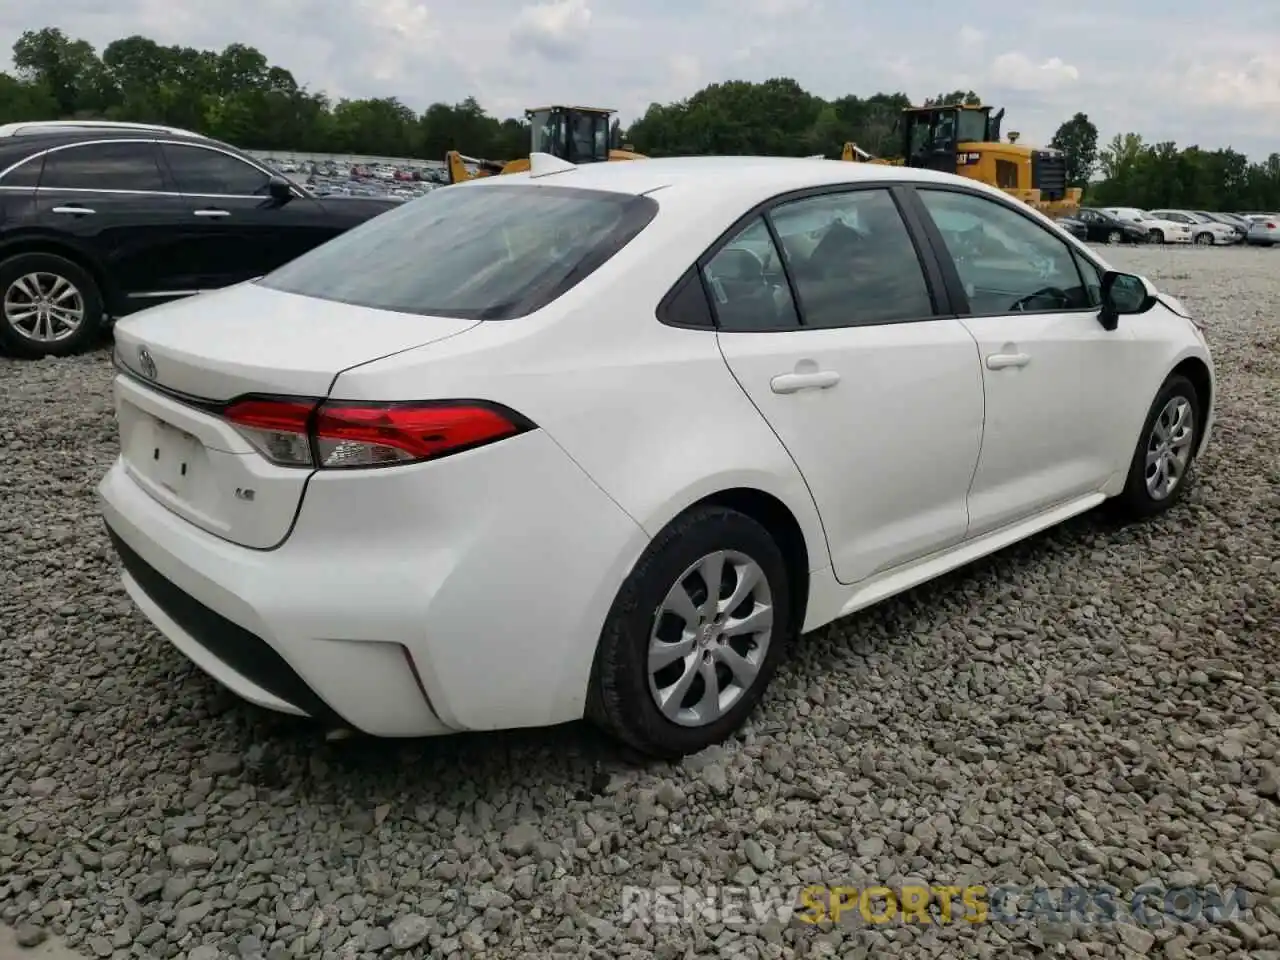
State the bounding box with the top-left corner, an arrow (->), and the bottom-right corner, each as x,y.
0,122 -> 402,358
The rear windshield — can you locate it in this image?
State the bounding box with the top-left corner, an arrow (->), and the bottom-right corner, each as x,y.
258,182 -> 658,320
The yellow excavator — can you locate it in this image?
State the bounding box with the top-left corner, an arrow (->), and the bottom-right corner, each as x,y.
841,103 -> 1082,217
445,106 -> 646,184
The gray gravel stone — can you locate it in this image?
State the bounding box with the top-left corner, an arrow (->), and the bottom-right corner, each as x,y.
0,245 -> 1277,960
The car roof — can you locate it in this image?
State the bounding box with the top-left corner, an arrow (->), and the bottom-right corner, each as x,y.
470,154 -> 1019,207
0,125 -> 231,156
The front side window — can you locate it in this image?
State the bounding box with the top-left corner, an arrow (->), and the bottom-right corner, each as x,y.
161,144 -> 270,196
917,188 -> 1093,314
259,182 -> 658,320
701,217 -> 800,331
768,189 -> 935,327
40,141 -> 166,192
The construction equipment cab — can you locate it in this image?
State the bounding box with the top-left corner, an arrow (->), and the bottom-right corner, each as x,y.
445,106 -> 645,184
880,103 -> 1081,216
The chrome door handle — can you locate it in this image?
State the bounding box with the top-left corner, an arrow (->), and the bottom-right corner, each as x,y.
193,209 -> 230,217
986,352 -> 1030,370
51,206 -> 95,215
770,370 -> 841,394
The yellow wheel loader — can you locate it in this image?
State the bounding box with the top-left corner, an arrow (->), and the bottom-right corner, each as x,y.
842,104 -> 1082,218
445,106 -> 646,184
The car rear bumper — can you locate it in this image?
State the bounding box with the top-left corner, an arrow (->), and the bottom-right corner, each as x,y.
98,428 -> 650,736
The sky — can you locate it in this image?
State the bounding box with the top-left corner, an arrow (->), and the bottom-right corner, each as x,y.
2,0 -> 1279,160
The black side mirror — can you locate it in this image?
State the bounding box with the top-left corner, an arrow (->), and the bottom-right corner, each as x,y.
1098,270 -> 1157,330
267,176 -> 293,202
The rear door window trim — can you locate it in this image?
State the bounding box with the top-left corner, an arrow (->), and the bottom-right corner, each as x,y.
658,180 -> 959,332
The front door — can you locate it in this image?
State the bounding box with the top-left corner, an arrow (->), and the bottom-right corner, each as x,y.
911,186 -> 1126,537
709,186 -> 985,584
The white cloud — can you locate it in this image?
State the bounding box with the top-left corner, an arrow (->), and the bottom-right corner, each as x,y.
0,0 -> 1276,160
1183,55 -> 1280,109
988,52 -> 1080,92
510,0 -> 592,58
668,54 -> 702,90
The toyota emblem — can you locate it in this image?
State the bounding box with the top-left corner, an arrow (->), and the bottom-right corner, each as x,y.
138,346 -> 157,381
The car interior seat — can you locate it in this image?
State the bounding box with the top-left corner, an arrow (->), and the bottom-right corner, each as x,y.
708,248 -> 782,329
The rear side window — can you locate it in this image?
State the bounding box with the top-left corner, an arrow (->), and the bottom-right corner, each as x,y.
259,183 -> 659,320
0,154 -> 43,188
41,142 -> 166,192
768,189 -> 935,327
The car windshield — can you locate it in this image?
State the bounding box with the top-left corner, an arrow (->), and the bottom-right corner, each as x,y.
258,182 -> 658,320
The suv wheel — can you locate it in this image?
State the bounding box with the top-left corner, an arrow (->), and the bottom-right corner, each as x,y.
0,252 -> 105,359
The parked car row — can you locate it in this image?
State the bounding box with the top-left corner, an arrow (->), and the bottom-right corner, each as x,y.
1056,206 -> 1277,247
253,155 -> 448,203
0,121 -> 400,359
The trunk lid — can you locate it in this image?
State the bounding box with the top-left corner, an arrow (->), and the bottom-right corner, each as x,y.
110,282 -> 481,549
112,281 -> 479,400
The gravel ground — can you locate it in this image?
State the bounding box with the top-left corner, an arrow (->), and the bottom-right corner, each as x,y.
1,244 -> 1277,960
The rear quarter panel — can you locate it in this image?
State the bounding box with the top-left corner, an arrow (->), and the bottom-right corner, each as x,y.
329,184 -> 832,575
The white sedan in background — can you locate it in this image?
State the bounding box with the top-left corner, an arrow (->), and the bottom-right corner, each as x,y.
1148,209 -> 1242,245
98,154 -> 1215,758
1102,207 -> 1194,244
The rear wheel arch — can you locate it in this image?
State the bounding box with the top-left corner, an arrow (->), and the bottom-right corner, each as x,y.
685,487 -> 811,640
0,238 -> 117,313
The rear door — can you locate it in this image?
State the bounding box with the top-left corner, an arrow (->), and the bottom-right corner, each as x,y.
29,139 -> 190,303
157,141 -> 341,289
711,185 -> 985,585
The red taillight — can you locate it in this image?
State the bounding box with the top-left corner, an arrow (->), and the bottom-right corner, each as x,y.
1267,222 -> 1277,230
222,397 -> 532,469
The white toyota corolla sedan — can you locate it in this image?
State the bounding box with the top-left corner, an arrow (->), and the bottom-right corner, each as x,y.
99,153 -> 1215,758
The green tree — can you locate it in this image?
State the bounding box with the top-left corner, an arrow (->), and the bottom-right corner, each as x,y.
1049,112 -> 1098,188
0,25 -> 1277,212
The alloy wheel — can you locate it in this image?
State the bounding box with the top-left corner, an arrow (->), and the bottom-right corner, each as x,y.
647,549 -> 773,727
3,272 -> 85,343
1145,396 -> 1195,500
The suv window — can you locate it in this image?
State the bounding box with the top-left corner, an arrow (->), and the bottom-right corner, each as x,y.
161,143 -> 270,196
702,217 -> 800,331
768,189 -> 934,327
259,182 -> 658,320
0,154 -> 43,188
917,189 -> 1095,314
40,141 -> 166,192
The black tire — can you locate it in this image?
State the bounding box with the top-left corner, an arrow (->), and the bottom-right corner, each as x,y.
1109,374 -> 1201,520
587,505 -> 792,758
1193,233 -> 1214,246
0,252 -> 105,359
1149,230 -> 1165,243
1107,230 -> 1122,245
